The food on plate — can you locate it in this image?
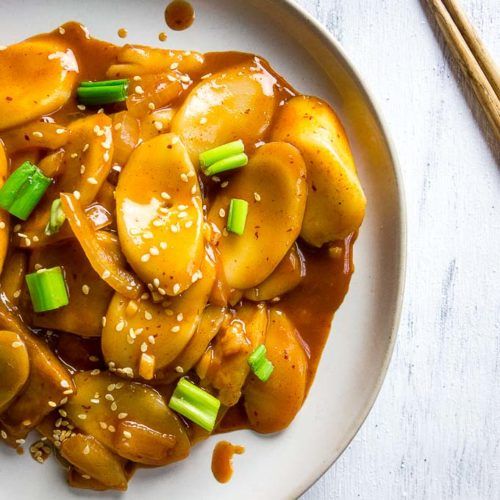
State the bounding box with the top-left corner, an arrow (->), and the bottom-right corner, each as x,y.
0,22 -> 365,490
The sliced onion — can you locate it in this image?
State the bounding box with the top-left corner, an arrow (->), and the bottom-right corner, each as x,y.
60,192 -> 143,299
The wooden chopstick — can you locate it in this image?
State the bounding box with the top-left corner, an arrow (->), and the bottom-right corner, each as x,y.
442,0 -> 500,99
426,0 -> 500,139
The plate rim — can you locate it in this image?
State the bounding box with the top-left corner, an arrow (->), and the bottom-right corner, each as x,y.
272,0 -> 408,496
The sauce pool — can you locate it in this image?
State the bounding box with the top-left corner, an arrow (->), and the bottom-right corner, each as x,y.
165,0 -> 195,31
211,440 -> 245,483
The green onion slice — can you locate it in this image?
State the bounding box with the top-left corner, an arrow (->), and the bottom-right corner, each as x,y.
205,153 -> 248,177
168,378 -> 220,432
77,79 -> 129,106
0,161 -> 52,220
199,140 -> 245,168
25,266 -> 69,313
227,198 -> 248,235
248,344 -> 274,382
45,198 -> 66,235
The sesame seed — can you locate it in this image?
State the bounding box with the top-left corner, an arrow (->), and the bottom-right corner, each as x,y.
83,445 -> 90,455
219,208 -> 226,218
141,253 -> 150,262
90,398 -> 100,404
1,431 -> 7,439
13,224 -> 21,232
32,131 -> 44,138
48,401 -> 57,408
59,26 -> 66,34
77,104 -> 86,111
175,366 -> 184,373
144,311 -> 153,320
55,128 -> 65,135
105,394 -> 114,401
160,192 -> 171,200
87,177 -> 98,184
140,342 -> 148,353
91,369 -> 100,376
102,316 -> 107,327
81,284 -> 90,295
148,335 -> 155,344
60,380 -> 70,388
110,402 -> 118,412
160,241 -> 168,249
102,270 -> 111,279
150,247 -> 159,256
170,62 -> 179,70
0,222 -> 4,230
153,219 -> 164,227
13,290 -> 21,299
177,313 -> 184,321
80,165 -> 86,174
134,85 -> 144,94
116,321 -> 125,332
199,117 -> 207,125
254,192 -> 261,201
73,190 -> 81,200
123,431 -> 132,439
78,414 -> 87,420
70,152 -> 79,159
171,325 -> 180,333
180,173 -> 189,182
185,221 -> 193,228
99,422 -> 108,429
154,121 -> 163,131
118,412 -> 128,419
173,283 -> 181,294
133,75 -> 142,81
104,151 -> 110,162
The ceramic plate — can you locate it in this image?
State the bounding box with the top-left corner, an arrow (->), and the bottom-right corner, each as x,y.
0,0 -> 405,498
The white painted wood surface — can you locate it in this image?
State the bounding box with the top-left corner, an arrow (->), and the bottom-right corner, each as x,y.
298,1 -> 500,499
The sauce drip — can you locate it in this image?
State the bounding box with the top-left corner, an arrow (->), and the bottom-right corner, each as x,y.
158,32 -> 168,42
117,28 -> 128,39
211,440 -> 245,483
165,0 -> 195,31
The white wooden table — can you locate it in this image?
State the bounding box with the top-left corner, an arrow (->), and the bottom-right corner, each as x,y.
298,1 -> 500,499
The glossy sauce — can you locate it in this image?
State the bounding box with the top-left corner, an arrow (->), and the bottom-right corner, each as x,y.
1,22 -> 355,437
117,28 -> 128,39
165,1 -> 195,31
211,440 -> 245,483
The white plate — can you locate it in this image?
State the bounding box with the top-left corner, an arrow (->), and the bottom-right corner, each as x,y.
0,1 -> 406,498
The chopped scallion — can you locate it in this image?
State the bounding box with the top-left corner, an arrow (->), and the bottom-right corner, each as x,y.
248,344 -> 274,382
0,161 -> 52,220
45,198 -> 66,235
168,378 -> 220,432
205,153 -> 248,176
25,266 -> 69,313
77,79 -> 129,106
199,140 -> 245,168
226,198 -> 248,235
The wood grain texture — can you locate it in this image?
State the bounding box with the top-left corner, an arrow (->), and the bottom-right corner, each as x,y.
297,0 -> 500,499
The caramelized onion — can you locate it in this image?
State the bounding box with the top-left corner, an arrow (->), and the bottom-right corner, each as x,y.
60,192 -> 143,299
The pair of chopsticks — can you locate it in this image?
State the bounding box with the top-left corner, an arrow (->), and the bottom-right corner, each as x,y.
426,0 -> 500,139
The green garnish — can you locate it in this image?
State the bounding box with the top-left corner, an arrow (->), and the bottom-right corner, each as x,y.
168,378 -> 220,432
77,79 -> 129,106
248,345 -> 274,382
45,198 -> 66,236
205,153 -> 248,176
226,198 -> 248,235
199,140 -> 245,168
0,161 -> 52,220
25,267 -> 69,313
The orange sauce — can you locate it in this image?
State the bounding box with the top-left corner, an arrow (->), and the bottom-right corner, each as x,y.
165,0 -> 195,31
158,32 -> 168,42
211,440 -> 245,483
117,28 -> 128,39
